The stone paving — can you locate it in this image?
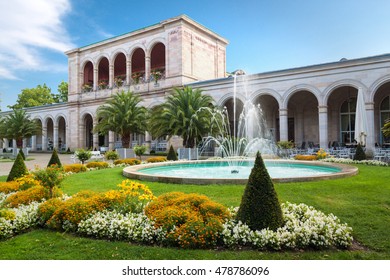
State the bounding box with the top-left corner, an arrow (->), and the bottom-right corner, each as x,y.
0,152 -> 74,176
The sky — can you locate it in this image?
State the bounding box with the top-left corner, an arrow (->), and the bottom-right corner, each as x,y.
1,0 -> 390,110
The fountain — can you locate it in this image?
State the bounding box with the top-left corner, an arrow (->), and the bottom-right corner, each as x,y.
123,72 -> 358,184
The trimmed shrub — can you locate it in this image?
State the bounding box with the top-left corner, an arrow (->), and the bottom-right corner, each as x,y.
145,192 -> 230,248
7,152 -> 28,182
63,164 -> 87,173
19,148 -> 26,160
294,155 -> 317,161
47,148 -> 62,167
236,152 -> 283,231
353,144 -> 367,161
76,149 -> 92,164
0,181 -> 20,194
105,150 -> 119,161
146,156 -> 167,163
134,145 -> 147,160
167,145 -> 178,161
4,185 -> 49,208
86,161 -> 109,169
33,166 -> 65,198
113,158 -> 141,165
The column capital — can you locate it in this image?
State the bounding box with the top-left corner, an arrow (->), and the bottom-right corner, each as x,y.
279,108 -> 288,116
318,106 -> 328,113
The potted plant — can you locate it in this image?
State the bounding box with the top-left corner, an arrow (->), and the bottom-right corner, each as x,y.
132,72 -> 143,84
114,76 -> 125,87
98,79 -> 108,89
82,83 -> 93,92
151,69 -> 162,84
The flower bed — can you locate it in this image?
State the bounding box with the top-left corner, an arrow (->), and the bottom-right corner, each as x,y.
321,158 -> 389,166
1,179 -> 353,250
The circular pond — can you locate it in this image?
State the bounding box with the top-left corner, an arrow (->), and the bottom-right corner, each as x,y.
123,160 -> 357,185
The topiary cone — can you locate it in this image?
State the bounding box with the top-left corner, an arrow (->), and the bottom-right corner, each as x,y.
236,151 -> 283,231
167,145 -> 178,161
47,148 -> 62,167
7,152 -> 28,182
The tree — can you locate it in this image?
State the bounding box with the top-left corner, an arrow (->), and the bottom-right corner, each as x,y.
0,109 -> 40,148
7,152 -> 28,182
167,145 -> 178,161
47,148 -> 62,167
94,90 -> 147,148
8,84 -> 55,109
236,152 -> 284,231
382,118 -> 390,138
353,143 -> 367,161
53,81 -> 68,103
76,149 -> 92,164
133,145 -> 147,161
148,86 -> 214,148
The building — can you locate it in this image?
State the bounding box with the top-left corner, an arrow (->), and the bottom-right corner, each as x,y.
1,15 -> 390,153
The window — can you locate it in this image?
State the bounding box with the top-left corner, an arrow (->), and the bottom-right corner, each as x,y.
340,98 -> 356,144
380,96 -> 390,145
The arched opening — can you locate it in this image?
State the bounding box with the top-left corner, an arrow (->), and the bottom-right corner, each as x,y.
327,86 -> 358,146
98,57 -> 109,89
150,43 -> 166,82
287,91 -> 319,147
58,116 -> 66,151
131,48 -> 145,84
83,61 -> 94,92
222,98 -> 244,137
84,114 -> 93,149
114,52 -> 126,87
35,119 -> 43,151
373,81 -> 390,146
253,95 -> 279,141
46,118 -> 54,151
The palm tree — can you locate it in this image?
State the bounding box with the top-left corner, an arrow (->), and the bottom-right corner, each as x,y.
382,118 -> 390,138
148,86 -> 214,148
94,90 -> 147,148
0,109 -> 40,148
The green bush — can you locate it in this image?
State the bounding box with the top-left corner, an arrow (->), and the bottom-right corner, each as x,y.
167,145 -> 178,161
7,152 -> 28,182
63,164 -> 87,173
134,145 -> 147,160
353,144 -> 367,161
47,148 -> 62,167
236,152 -> 283,231
105,150 -> 119,161
19,148 -> 26,160
76,149 -> 92,164
146,157 -> 167,163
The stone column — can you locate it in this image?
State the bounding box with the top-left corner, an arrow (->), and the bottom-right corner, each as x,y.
108,131 -> 115,151
53,124 -> 59,150
145,55 -> 151,82
109,64 -> 114,88
93,67 -> 98,91
31,135 -> 37,151
279,108 -> 288,141
365,102 -> 375,153
318,106 -> 329,149
4,138 -> 9,149
42,123 -> 47,151
93,118 -> 99,150
126,60 -> 132,85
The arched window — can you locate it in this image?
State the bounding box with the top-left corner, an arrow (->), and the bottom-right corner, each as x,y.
380,96 -> 390,145
340,98 -> 356,144
82,61 -> 94,92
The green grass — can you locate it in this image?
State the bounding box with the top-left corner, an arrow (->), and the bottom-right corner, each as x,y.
1,164 -> 390,259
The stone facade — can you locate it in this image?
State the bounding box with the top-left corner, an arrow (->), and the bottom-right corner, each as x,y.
1,15 -> 390,153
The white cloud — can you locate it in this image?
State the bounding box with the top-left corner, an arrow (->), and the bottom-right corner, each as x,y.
0,0 -> 75,80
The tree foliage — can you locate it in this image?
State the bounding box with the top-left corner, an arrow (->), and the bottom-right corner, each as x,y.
148,86 -> 214,148
9,84 -> 55,109
353,143 -> 367,161
133,145 -> 147,160
382,118 -> 390,138
236,152 -> 284,231
53,81 -> 68,103
0,109 -> 40,147
167,145 -> 178,161
7,152 -> 28,182
94,90 -> 147,148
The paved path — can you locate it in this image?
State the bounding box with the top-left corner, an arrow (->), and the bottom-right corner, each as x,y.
0,153 -> 75,176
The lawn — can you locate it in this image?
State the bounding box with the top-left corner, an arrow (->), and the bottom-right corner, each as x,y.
0,164 -> 389,259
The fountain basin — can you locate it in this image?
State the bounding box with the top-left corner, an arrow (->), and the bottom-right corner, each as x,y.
123,160 -> 358,185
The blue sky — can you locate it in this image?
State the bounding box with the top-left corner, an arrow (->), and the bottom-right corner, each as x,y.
1,0 -> 390,110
